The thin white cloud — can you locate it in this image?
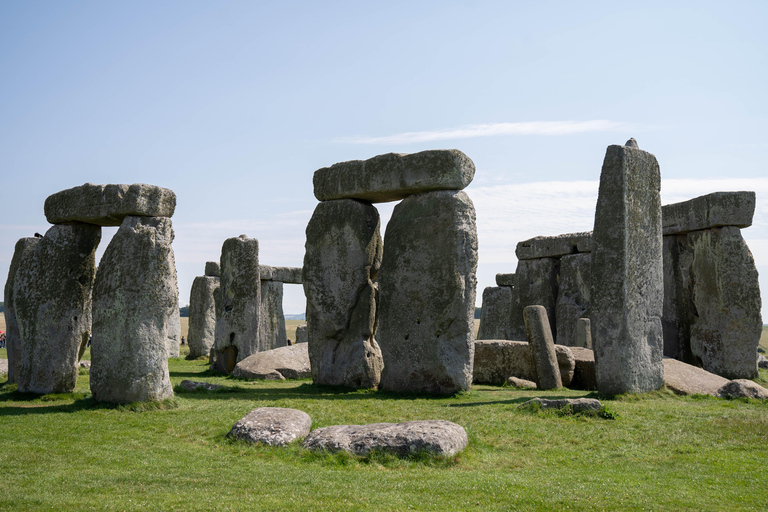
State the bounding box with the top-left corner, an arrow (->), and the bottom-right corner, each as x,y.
335,120 -> 635,145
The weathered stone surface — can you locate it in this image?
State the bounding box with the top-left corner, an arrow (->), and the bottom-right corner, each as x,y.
314,149 -> 475,203
717,379 -> 768,400
592,142 -> 664,395
229,407 -> 312,446
187,275 -> 219,359
506,376 -> 537,388
516,232 -> 593,260
686,227 -> 762,379
515,258 -> 558,337
569,347 -> 597,390
575,318 -> 592,349
232,343 -> 311,380
90,216 -> 176,403
378,190 -> 478,394
662,191 -> 755,236
204,261 -> 220,277
555,253 -> 591,347
179,380 -> 224,391
0,359 -> 8,375
260,280 -> 287,350
13,224 -> 100,394
303,199 -> 384,388
166,301 -> 181,358
759,354 -> 768,370
295,323 -> 308,344
3,237 -> 39,384
518,397 -> 602,413
663,358 -> 728,396
661,235 -> 688,360
302,420 -> 468,457
79,360 -> 91,369
44,183 -> 176,226
524,306 -> 562,390
259,265 -> 302,284
472,340 -> 574,387
214,235 -> 261,374
496,273 -> 515,287
477,286 -> 513,340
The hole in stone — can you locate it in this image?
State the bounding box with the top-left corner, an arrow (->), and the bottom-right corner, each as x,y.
73,316 -> 78,322
416,319 -> 421,325
229,332 -> 235,343
571,245 -> 578,254
78,275 -> 88,285
225,306 -> 233,313
405,334 -> 409,340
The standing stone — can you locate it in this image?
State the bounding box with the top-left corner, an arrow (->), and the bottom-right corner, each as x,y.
662,234 -> 691,361
205,261 -> 221,277
90,216 -> 175,403
515,257 -> 558,337
523,306 -> 562,390
214,235 -> 261,374
303,199 -> 384,388
575,318 -> 592,349
295,323 -> 308,344
591,141 -> 664,395
12,224 -> 100,394
260,280 -> 288,350
378,190 -> 478,394
477,286 -> 513,340
3,237 -> 39,384
166,298 -> 181,358
555,253 -> 591,346
187,275 -> 220,359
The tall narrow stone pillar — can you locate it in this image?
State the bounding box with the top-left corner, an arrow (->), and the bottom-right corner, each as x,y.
187,262 -> 220,359
3,237 -> 39,384
523,305 -> 562,390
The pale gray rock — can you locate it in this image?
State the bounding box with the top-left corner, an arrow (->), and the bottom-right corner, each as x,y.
79,360 -> 91,369
259,265 -> 302,284
90,216 -> 176,403
204,261 -> 220,277
187,275 -> 219,359
575,318 -> 592,349
518,397 -> 602,413
663,358 -> 728,396
625,138 -> 639,148
14,223 -> 100,394
314,149 -> 475,203
303,199 -> 384,388
179,380 -> 224,391
524,306 -> 562,390
758,354 -> 768,370
302,420 -> 468,457
496,273 -> 516,287
477,286 -> 513,340
472,340 -> 574,387
378,190 -> 478,394
166,300 -> 181,358
214,235 -> 261,374
516,232 -> 593,260
44,183 -> 176,226
260,280 -> 287,350
506,376 -> 537,388
592,143 -> 664,395
0,359 -> 8,375
515,258 -> 558,339
229,407 -> 312,446
662,191 -> 755,235
232,343 -> 311,380
4,237 -> 39,384
555,253 -> 591,347
717,379 -> 768,400
295,323 -> 308,344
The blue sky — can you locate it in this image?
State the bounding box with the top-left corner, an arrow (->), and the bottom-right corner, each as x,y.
1,1 -> 767,317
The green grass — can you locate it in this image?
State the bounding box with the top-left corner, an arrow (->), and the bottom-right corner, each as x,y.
1,354 -> 767,511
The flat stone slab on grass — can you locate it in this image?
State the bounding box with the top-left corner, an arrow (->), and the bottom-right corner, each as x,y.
515,231 -> 593,260
518,397 -> 602,413
506,376 -> 537,388
231,343 -> 311,380
302,420 -> 468,457
313,149 -> 475,203
663,358 -> 729,396
44,183 -> 176,226
229,407 -> 312,446
717,379 -> 768,400
179,380 -> 225,391
662,191 -> 755,235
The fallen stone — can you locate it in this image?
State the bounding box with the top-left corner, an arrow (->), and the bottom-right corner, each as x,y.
295,323 -> 308,344
496,273 -> 515,287
662,191 -> 755,235
229,407 -> 312,446
79,360 -> 91,369
378,190 -> 478,394
204,261 -> 220,277
477,286 -> 514,340
575,318 -> 592,349
472,340 -> 574,387
260,280 -> 287,350
506,376 -> 537,388
187,275 -> 219,359
758,354 -> 768,370
302,420 -> 468,457
44,183 -> 176,226
555,253 -> 591,347
232,343 -> 311,380
518,397 -> 602,413
717,379 -> 768,400
0,359 -> 8,375
90,216 -> 176,403
179,380 -> 224,391
259,265 -> 302,284
569,347 -> 597,390
3,237 -> 39,384
591,141 -> 664,395
515,232 -> 593,260
663,358 -> 729,396
515,257 -> 558,338
524,306 -> 562,390
303,199 -> 384,388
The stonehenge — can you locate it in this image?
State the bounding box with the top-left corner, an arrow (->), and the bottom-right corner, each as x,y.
187,262 -> 220,359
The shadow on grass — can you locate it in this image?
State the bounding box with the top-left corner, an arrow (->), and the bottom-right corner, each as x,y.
446,391 -> 602,408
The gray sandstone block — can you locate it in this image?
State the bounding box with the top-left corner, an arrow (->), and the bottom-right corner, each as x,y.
187,275 -> 219,359
260,280 -> 288,350
229,407 -> 312,446
313,149 -> 475,203
495,273 -> 515,287
378,190 -> 478,394
575,318 -> 592,349
3,237 -> 38,384
515,257 -> 558,338
663,358 -> 728,396
232,343 -> 311,380
477,286 -> 513,340
259,265 -> 303,284
295,323 -> 307,344
44,183 -> 176,226
303,199 -> 384,388
472,340 -> 575,387
523,306 -> 562,390
662,191 -> 755,235
515,232 -> 593,260
555,253 -> 591,347
204,261 -> 220,277
591,142 -> 664,395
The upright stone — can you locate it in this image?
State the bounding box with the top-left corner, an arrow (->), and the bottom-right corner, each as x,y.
515,258 -> 558,337
205,261 -> 220,277
477,286 -> 513,340
555,253 -> 591,346
188,275 -> 219,359
3,237 -> 39,384
591,140 -> 664,394
303,199 -> 384,388
12,225 -> 100,393
260,280 -> 288,350
166,298 -> 181,358
378,190 -> 478,394
214,235 -> 261,374
523,306 -> 562,390
575,318 -> 592,349
295,323 -> 308,344
90,216 -> 175,403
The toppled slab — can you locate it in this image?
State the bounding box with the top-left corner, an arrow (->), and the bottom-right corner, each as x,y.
473,340 -> 574,387
662,191 -> 755,236
231,343 -> 311,380
302,420 -> 468,457
506,376 -> 536,388
515,232 -> 593,260
313,149 -> 475,203
259,265 -> 302,284
717,379 -> 768,400
179,380 -> 225,391
44,183 -> 176,226
663,358 -> 729,396
518,397 -> 602,413
229,407 -> 312,446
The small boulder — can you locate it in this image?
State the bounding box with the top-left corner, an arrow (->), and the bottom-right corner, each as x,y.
179,380 -> 224,391
229,407 -> 312,446
757,354 -> 768,370
231,343 -> 311,380
0,360 -> 8,375
506,376 -> 537,389
518,397 -> 602,413
717,379 -> 768,400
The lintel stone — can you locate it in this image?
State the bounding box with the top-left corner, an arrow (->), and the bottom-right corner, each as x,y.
259,265 -> 302,284
661,191 -> 755,235
515,232 -> 593,260
495,273 -> 515,287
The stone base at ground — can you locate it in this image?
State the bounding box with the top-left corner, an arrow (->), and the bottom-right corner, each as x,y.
506,376 -> 536,388
231,343 -> 311,380
228,407 -> 312,446
569,347 -> 597,390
